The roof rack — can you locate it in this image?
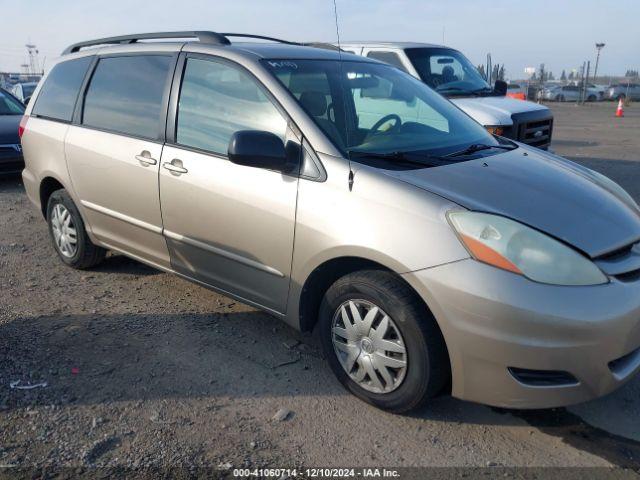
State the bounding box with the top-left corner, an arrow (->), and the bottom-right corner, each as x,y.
302,42 -> 345,52
220,33 -> 301,45
62,31 -> 231,55
62,31 -> 306,55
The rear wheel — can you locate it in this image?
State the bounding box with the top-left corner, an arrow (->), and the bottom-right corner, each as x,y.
556,94 -> 565,102
587,94 -> 597,102
319,270 -> 450,413
47,189 -> 106,269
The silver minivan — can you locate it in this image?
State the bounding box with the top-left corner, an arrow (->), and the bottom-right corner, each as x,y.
20,32 -> 640,412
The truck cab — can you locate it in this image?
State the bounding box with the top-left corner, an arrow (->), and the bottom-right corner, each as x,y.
341,42 -> 553,150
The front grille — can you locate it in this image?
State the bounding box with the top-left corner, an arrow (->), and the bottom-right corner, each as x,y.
509,111 -> 554,149
508,367 -> 579,387
594,241 -> 640,281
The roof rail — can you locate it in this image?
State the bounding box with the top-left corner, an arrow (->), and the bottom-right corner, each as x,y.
302,42 -> 345,52
220,33 -> 301,45
62,31 -> 231,55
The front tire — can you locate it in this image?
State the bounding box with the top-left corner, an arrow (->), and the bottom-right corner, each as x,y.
47,189 -> 106,269
319,270 -> 450,413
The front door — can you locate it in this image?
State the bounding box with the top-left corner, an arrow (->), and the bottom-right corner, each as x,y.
159,55 -> 300,313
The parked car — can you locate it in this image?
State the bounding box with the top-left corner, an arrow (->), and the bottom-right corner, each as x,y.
341,42 -> 553,149
607,83 -> 640,101
506,83 -> 526,101
541,85 -> 589,102
0,88 -> 25,175
11,82 -> 38,104
586,83 -> 607,100
21,31 -> 640,413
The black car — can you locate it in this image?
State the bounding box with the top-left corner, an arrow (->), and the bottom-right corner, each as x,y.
0,88 -> 25,175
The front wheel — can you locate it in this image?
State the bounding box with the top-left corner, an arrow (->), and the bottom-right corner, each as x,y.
47,189 -> 106,269
319,270 -> 450,413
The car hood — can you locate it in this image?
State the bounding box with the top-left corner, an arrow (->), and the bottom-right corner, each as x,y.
450,96 -> 548,126
383,148 -> 640,258
0,115 -> 21,144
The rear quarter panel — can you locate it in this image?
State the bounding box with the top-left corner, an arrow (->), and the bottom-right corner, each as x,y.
21,117 -> 75,214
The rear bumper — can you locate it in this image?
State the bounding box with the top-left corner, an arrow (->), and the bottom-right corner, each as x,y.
403,259 -> 640,409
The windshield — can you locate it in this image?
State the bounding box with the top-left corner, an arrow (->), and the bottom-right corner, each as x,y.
405,48 -> 492,96
264,59 -> 497,159
0,90 -> 25,115
22,84 -> 37,98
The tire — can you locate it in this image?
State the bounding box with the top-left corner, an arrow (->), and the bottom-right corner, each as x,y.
587,95 -> 597,102
46,189 -> 106,269
618,94 -> 626,101
556,94 -> 565,102
319,270 -> 450,413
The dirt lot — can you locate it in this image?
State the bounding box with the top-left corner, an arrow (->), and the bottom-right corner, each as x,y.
1,101 -> 639,473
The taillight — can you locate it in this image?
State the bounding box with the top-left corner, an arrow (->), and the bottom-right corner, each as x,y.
18,115 -> 29,139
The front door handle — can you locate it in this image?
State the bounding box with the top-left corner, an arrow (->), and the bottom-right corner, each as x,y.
163,159 -> 188,175
135,151 -> 157,166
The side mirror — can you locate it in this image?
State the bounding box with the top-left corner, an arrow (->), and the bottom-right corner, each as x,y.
228,130 -> 289,172
23,96 -> 31,106
494,80 -> 508,96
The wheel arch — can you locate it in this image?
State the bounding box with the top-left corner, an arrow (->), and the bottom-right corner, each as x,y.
39,176 -> 66,218
298,256 -> 444,338
298,255 -> 453,395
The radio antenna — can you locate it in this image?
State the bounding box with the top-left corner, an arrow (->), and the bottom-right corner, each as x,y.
332,0 -> 354,191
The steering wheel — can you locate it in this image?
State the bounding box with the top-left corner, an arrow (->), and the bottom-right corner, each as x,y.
365,114 -> 402,141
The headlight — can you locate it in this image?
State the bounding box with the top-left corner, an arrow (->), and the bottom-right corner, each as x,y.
447,211 -> 608,286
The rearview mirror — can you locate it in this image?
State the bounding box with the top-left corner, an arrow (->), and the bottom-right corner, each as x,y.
494,80 -> 508,96
228,130 -> 290,172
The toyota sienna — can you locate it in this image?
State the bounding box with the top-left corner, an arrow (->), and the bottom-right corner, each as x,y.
20,32 -> 640,412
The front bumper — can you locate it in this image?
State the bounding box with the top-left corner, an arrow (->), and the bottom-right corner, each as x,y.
403,259 -> 640,409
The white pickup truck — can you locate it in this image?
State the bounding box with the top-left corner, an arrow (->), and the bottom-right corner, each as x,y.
341,42 -> 553,149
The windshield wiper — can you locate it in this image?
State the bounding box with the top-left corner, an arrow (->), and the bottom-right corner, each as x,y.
435,86 -> 468,93
442,143 -> 517,158
470,87 -> 494,94
348,150 -> 445,167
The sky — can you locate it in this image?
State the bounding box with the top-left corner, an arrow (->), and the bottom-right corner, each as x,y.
0,0 -> 638,79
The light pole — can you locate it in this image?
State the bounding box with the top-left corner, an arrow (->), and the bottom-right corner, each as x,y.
594,43 -> 605,81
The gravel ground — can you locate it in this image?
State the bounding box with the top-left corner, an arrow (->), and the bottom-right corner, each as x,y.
0,101 -> 639,473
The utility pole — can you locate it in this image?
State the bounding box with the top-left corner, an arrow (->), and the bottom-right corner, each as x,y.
594,43 -> 605,82
26,44 -> 39,77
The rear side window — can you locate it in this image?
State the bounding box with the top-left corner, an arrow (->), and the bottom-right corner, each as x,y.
175,58 -> 287,155
82,55 -> 172,140
31,57 -> 92,121
366,51 -> 408,73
